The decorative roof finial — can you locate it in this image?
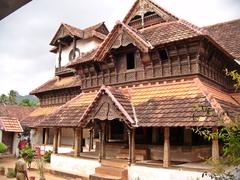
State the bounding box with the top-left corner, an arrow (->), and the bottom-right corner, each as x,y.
139,0 -> 146,28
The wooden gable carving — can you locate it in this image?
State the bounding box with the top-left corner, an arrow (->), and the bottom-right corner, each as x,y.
91,95 -> 123,121
123,0 -> 178,26
50,24 -> 71,46
112,30 -> 136,49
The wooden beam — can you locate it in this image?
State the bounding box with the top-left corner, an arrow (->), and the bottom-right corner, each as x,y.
74,128 -> 83,157
53,128 -> 59,154
212,127 -> 219,162
163,127 -> 170,167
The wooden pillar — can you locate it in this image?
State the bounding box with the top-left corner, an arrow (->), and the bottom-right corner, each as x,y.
98,127 -> 102,162
128,129 -> 131,165
128,128 -> 136,165
131,129 -> 135,164
152,127 -> 159,144
184,128 -> 192,146
44,128 -> 49,145
73,36 -> 76,59
212,127 -> 219,161
101,122 -> 106,160
74,128 -> 83,157
163,127 -> 170,167
89,129 -> 93,151
72,128 -> 75,149
57,128 -> 62,147
53,128 -> 59,154
58,41 -> 62,67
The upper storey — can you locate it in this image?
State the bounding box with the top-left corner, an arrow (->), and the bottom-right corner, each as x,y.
66,0 -> 240,91
50,22 -> 109,76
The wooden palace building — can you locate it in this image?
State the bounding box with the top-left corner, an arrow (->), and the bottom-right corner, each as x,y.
22,0 -> 240,179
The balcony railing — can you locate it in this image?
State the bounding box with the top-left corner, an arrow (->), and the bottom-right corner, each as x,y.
55,67 -> 75,76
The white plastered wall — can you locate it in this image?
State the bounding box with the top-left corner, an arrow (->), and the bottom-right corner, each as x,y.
12,132 -> 20,156
30,128 -> 43,147
56,38 -> 100,67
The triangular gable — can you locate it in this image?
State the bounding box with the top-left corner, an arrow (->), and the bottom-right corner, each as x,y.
123,0 -> 178,26
95,21 -> 153,61
79,85 -> 136,128
50,23 -> 84,46
0,117 -> 23,133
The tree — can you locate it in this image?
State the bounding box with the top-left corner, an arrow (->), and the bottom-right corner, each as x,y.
0,94 -> 8,104
19,98 -> 36,107
8,90 -> 17,105
194,70 -> 240,179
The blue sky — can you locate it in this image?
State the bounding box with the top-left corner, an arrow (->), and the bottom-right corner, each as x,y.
0,0 -> 239,95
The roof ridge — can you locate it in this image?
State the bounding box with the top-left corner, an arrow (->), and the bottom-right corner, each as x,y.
82,21 -> 105,31
178,19 -> 204,35
202,18 -> 240,29
30,77 -> 57,95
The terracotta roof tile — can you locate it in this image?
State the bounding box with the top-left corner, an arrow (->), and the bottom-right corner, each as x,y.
21,106 -> 60,127
38,92 -> 96,127
0,105 -> 35,121
66,48 -> 98,67
30,76 -> 81,95
36,79 -> 240,128
202,19 -> 240,59
0,117 -> 23,132
141,20 -> 201,46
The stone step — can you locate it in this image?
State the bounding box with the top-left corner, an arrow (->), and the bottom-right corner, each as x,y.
116,153 -> 146,161
95,166 -> 127,177
90,173 -> 122,180
101,159 -> 128,168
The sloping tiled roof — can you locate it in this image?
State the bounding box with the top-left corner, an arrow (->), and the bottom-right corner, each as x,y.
21,106 -> 60,127
30,76 -> 81,95
140,20 -> 201,47
38,92 -> 96,127
95,21 -> 153,61
37,78 -> 240,128
66,48 -> 98,67
50,22 -> 108,46
0,117 -> 23,133
202,19 -> 240,60
0,105 -> 35,121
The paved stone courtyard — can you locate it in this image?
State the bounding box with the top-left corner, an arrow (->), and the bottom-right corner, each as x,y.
0,157 -> 82,180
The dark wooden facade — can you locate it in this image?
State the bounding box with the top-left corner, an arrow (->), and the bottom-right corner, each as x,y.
38,87 -> 81,107
76,37 -> 236,91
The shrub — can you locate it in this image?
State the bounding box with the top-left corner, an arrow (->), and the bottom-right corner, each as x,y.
0,142 -> 7,153
19,145 -> 36,169
43,150 -> 52,163
6,168 -> 16,178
